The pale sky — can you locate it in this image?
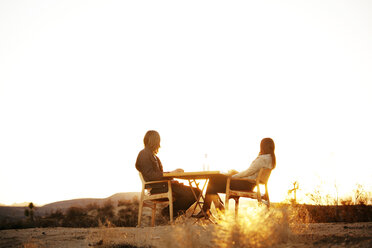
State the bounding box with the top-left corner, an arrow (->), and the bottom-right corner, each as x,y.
1,0 -> 371,205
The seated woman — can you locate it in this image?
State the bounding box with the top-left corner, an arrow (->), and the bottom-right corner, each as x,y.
135,130 -> 201,219
196,137 -> 276,217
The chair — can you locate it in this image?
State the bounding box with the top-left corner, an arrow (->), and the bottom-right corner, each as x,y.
137,173 -> 174,227
225,168 -> 272,216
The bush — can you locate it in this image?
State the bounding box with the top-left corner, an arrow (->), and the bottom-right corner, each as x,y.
63,206 -> 96,227
301,204 -> 372,223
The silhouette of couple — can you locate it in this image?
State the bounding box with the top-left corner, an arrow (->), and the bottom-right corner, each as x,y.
135,130 -> 276,219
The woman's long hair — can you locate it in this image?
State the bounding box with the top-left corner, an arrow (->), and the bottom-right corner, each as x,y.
143,130 -> 161,154
259,138 -> 276,169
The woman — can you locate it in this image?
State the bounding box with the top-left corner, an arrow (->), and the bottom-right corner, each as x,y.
135,130 -> 201,219
196,137 -> 276,217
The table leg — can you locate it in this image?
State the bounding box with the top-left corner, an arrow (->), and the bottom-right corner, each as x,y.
187,178 -> 209,218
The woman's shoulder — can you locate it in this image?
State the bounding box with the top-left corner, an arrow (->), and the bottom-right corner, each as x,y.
253,154 -> 271,161
259,154 -> 271,159
255,154 -> 273,168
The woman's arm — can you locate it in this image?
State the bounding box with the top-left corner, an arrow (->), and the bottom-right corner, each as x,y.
223,169 -> 239,176
232,157 -> 264,178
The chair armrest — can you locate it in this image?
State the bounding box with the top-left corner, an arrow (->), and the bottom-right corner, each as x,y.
229,177 -> 257,184
144,179 -> 171,185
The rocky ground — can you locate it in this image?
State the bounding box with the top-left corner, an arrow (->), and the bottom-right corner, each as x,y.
0,222 -> 371,248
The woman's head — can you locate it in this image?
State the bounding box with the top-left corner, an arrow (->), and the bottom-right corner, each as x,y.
143,130 -> 161,154
259,138 -> 276,168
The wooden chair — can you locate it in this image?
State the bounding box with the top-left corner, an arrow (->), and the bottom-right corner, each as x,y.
225,168 -> 272,217
137,173 -> 174,227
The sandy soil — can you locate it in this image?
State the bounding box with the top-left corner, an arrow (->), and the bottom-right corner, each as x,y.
0,222 -> 371,248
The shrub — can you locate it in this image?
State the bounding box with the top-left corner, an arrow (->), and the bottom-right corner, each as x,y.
62,206 -> 96,227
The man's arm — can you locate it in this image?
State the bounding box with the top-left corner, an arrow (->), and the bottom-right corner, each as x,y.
135,150 -> 163,181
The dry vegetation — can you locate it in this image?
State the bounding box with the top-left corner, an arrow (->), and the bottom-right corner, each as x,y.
0,199 -> 139,230
1,202 -> 372,248
1,185 -> 372,247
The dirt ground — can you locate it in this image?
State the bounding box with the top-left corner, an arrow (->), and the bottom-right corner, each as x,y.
0,222 -> 371,248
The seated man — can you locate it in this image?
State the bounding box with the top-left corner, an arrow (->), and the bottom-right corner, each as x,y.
135,130 -> 201,218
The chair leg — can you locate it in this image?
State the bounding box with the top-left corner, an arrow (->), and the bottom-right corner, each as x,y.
225,197 -> 230,211
169,200 -> 173,223
234,197 -> 239,218
151,203 -> 156,227
137,198 -> 144,227
265,185 -> 270,207
256,183 -> 262,203
225,178 -> 231,210
168,181 -> 174,223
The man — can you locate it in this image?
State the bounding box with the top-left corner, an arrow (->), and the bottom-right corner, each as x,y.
135,130 -> 201,218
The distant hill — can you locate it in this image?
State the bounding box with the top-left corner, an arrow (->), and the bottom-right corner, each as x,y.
41,192 -> 140,212
10,202 -> 33,207
0,206 -> 26,220
0,192 -> 140,221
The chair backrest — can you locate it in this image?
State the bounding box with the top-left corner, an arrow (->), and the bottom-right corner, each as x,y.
138,172 -> 145,183
139,172 -> 158,191
138,172 -> 151,190
257,168 -> 272,184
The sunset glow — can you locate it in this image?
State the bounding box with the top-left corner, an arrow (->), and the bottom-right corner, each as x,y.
0,0 -> 371,206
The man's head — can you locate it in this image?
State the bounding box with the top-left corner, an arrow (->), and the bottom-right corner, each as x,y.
144,130 -> 161,154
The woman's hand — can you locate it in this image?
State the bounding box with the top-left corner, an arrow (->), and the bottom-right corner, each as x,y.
227,169 -> 239,176
171,168 -> 184,173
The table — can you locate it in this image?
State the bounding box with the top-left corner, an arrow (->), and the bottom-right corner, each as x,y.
163,171 -> 227,219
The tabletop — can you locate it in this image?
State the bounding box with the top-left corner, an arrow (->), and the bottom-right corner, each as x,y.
163,171 -> 227,180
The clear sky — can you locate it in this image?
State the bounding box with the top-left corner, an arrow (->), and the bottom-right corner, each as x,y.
1,0 -> 371,205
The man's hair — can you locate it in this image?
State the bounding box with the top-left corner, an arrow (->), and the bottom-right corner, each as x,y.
259,137 -> 276,168
143,130 -> 161,154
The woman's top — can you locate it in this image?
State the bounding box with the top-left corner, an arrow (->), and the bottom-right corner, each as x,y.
232,154 -> 273,179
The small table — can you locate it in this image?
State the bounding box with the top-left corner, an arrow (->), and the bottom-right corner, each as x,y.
163,171 -> 226,219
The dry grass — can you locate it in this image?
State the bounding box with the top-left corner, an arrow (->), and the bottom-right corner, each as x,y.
10,203 -> 371,248
8,220 -> 371,248
80,205 -> 294,247
21,241 -> 40,248
21,238 -> 45,248
213,206 -> 290,248
151,205 -> 297,248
